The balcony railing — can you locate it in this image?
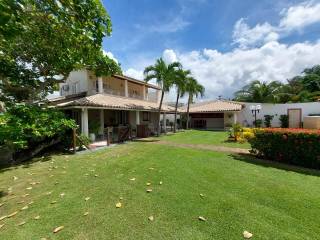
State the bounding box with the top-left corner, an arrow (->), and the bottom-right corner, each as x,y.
102,88 -> 157,102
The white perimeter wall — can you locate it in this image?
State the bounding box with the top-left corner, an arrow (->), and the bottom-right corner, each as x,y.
236,102 -> 320,127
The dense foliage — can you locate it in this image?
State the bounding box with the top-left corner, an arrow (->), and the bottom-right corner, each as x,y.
0,0 -> 121,104
0,105 -> 76,151
249,128 -> 320,169
264,115 -> 274,127
234,65 -> 320,103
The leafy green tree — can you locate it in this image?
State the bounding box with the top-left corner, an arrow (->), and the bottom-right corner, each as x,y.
234,80 -> 283,103
172,68 -> 190,133
0,0 -> 120,104
144,58 -> 181,136
185,77 -> 205,129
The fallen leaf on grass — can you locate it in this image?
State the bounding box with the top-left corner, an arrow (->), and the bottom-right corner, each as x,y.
13,176 -> 18,181
146,189 -> 152,193
50,201 -> 57,204
84,197 -> 90,201
7,211 -> 18,218
22,194 -> 30,197
60,193 -> 65,198
243,231 -> 253,239
17,201 -> 25,204
53,226 -> 64,233
0,224 -> 4,229
146,183 -> 151,186
21,205 -> 29,210
26,187 -> 32,190
115,202 -> 122,208
0,203 -> 4,207
148,216 -> 154,221
46,191 -> 52,195
28,201 -> 34,205
198,216 -> 207,221
34,216 -> 40,220
83,212 -> 89,216
0,216 -> 7,221
94,174 -> 98,177
54,181 -> 59,185
130,178 -> 136,181
148,167 -> 154,170
199,193 -> 205,198
159,181 -> 163,185
17,221 -> 26,226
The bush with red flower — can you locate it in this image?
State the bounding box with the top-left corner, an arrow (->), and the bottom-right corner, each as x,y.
249,128 -> 320,169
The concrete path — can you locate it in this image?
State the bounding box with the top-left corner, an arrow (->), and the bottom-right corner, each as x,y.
152,140 -> 250,154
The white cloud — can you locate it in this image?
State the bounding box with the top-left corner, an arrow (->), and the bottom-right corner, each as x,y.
233,1 -> 320,48
168,40 -> 320,100
279,1 -> 320,31
162,49 -> 178,63
135,16 -> 190,34
124,68 -> 144,80
124,41 -> 320,102
233,19 -> 279,49
102,50 -> 118,64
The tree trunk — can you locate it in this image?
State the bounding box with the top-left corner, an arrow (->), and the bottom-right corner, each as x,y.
157,90 -> 165,136
173,91 -> 180,133
186,94 -> 191,129
14,138 -> 60,163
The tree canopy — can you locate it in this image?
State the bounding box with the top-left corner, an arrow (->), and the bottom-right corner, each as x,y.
234,65 -> 320,103
0,0 -> 121,104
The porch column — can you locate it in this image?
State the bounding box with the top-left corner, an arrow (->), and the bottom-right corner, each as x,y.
233,112 -> 237,124
142,85 -> 146,100
99,109 -> 104,135
124,79 -> 128,97
98,77 -> 103,93
163,112 -> 167,132
136,111 -> 140,125
81,108 -> 89,137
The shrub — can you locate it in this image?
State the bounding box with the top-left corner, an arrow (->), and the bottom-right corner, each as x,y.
0,105 -> 76,152
253,119 -> 263,127
249,128 -> 320,169
279,115 -> 289,128
264,115 -> 274,127
230,123 -> 243,141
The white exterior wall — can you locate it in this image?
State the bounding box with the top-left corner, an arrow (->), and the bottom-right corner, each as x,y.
59,69 -> 90,96
236,102 -> 320,127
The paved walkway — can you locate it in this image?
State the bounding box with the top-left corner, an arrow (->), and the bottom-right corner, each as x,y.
152,140 -> 250,154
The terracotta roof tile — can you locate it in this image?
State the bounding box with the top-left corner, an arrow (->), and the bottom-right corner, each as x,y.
185,100 -> 244,113
56,94 -> 177,112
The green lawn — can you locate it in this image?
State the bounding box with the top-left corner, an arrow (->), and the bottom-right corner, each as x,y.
159,130 -> 251,149
0,141 -> 319,239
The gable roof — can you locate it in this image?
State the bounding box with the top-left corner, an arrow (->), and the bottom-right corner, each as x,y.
186,100 -> 244,113
54,93 -> 177,113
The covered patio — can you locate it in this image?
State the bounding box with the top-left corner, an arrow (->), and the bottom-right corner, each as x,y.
54,93 -> 177,143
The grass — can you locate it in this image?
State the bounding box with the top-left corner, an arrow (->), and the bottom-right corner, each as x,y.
0,140 -> 319,239
158,130 -> 251,149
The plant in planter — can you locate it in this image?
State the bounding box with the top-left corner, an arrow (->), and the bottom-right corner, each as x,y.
264,115 -> 274,128
279,115 -> 289,128
253,119 -> 263,128
89,120 -> 100,141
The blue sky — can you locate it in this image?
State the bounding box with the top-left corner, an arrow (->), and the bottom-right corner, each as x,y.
101,0 -> 320,101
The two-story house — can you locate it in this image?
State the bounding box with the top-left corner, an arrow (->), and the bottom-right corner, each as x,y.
50,69 -> 176,140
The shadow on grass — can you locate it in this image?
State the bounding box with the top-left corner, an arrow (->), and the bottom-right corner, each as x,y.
0,190 -> 8,199
0,150 -> 73,174
230,153 -> 320,177
133,138 -> 160,143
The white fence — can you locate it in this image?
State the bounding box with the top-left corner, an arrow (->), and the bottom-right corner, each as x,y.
236,102 -> 320,127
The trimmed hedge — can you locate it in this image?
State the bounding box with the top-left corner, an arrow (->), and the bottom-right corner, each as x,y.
249,128 -> 320,169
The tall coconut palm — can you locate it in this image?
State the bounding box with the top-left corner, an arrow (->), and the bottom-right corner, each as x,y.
185,77 -> 205,129
172,69 -> 190,133
144,58 -> 181,136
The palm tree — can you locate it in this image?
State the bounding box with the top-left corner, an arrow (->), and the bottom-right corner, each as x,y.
144,58 -> 181,136
172,69 -> 189,133
185,77 -> 205,129
234,80 -> 283,103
